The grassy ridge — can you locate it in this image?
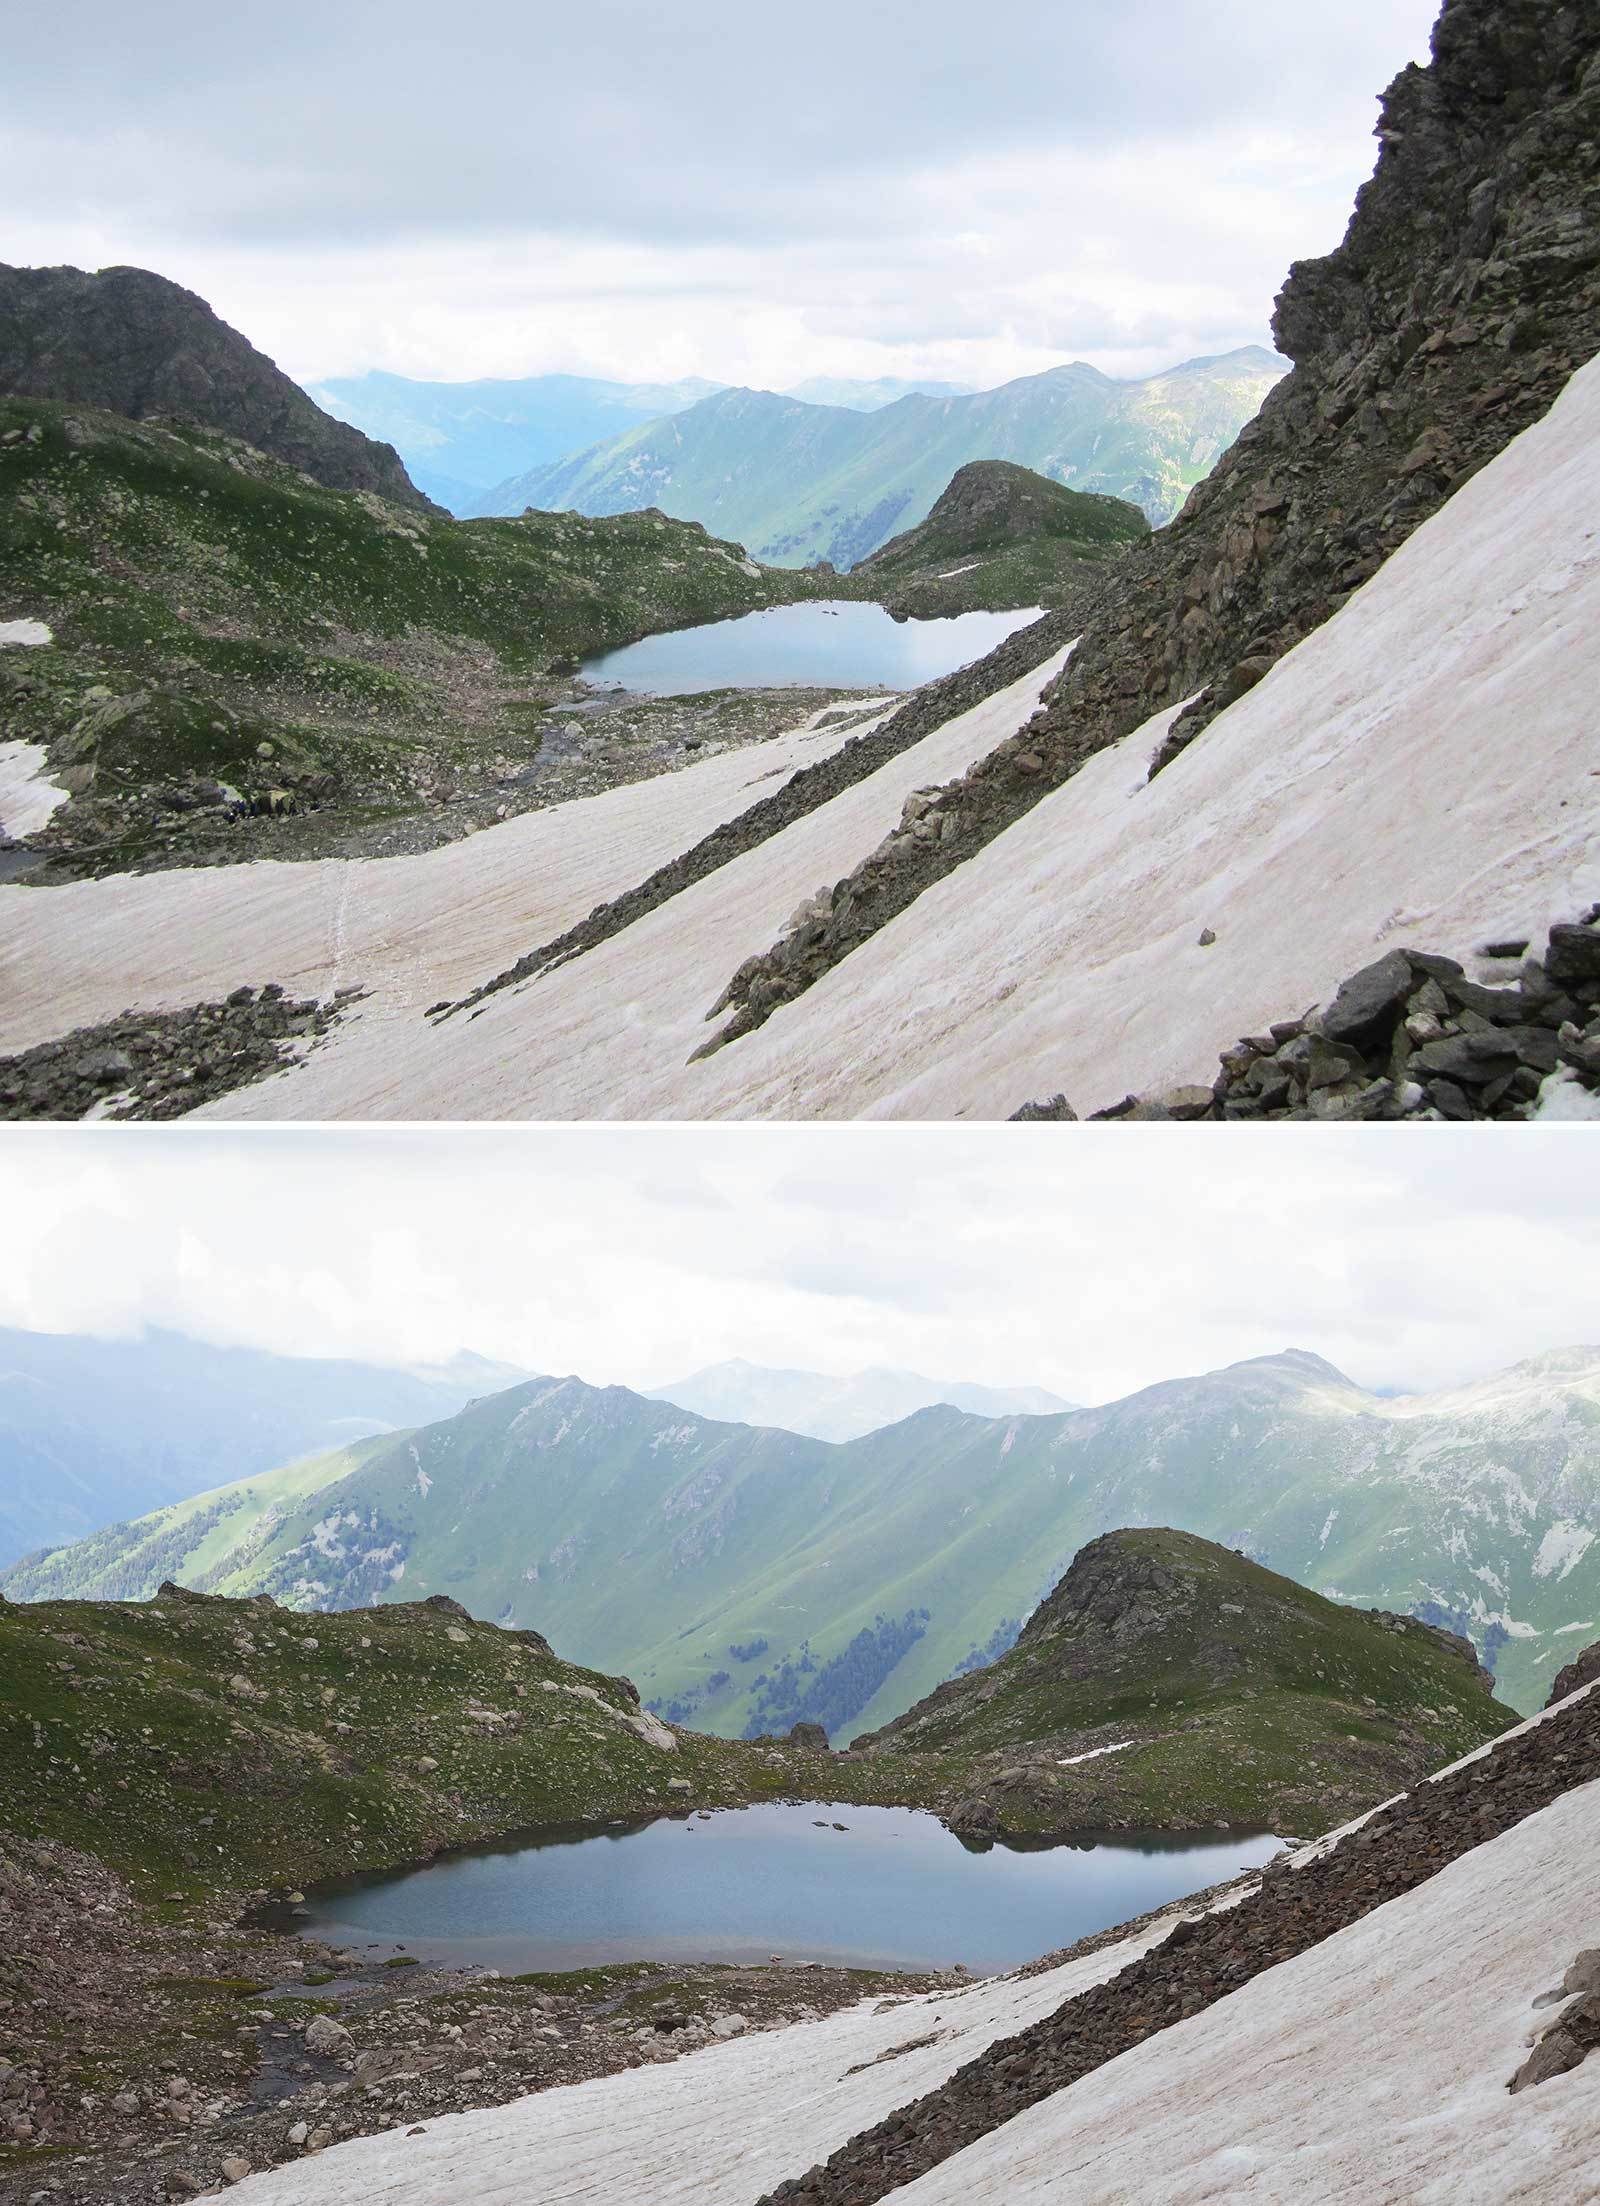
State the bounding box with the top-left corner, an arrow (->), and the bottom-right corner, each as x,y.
0,1584 -> 840,1897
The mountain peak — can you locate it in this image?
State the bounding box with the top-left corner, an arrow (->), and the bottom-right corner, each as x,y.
0,261 -> 436,512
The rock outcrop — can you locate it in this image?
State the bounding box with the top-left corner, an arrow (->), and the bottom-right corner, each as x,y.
1548,1637 -> 1600,1707
0,263 -> 436,512
706,0 -> 1600,1048
852,461 -> 1148,615
1014,913 -> 1600,1122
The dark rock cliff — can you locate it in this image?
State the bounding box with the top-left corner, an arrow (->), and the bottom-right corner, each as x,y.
709,0 -> 1600,1044
0,262 -> 437,513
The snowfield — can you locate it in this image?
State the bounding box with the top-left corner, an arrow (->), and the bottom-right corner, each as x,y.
198,654 -> 1070,1117
897,1773 -> 1600,2206
676,348 -> 1600,1118
4,349 -> 1598,1118
204,346 -> 1600,1116
0,698 -> 897,1055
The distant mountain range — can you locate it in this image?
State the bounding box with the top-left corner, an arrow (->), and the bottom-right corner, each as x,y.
11,1343 -> 1600,1733
643,1358 -> 1074,1441
469,348 -> 1288,565
306,369 -> 729,512
309,371 -> 976,514
0,1327 -> 527,1569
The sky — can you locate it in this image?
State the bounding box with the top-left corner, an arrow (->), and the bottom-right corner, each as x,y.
2,1126 -> 1595,1406
2,0 -> 1439,391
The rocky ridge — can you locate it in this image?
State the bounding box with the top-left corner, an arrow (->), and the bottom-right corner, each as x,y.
702,0 -> 1600,1051
756,1661 -> 1600,2206
0,265 -> 435,514
1012,914 -> 1600,1121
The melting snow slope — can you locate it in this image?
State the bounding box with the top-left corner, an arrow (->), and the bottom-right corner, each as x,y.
200,652 -> 1069,1117
230,349 -> 1599,1118
896,1774 -> 1600,2205
0,741 -> 70,841
0,701 -> 890,1055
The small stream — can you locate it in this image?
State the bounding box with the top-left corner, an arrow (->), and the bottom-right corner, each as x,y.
284,1802 -> 1278,1976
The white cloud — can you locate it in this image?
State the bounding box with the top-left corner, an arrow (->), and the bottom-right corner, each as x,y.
0,1125 -> 1593,1408
0,0 -> 1440,388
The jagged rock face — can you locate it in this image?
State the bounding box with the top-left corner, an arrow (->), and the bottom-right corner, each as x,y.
707,0 -> 1600,1044
1548,1637 -> 1600,1707
1056,0 -> 1600,745
0,263 -> 436,512
1017,1530 -> 1194,1648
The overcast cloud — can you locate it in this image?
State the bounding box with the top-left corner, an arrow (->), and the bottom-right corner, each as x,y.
2,0 -> 1438,388
2,1127 -> 1594,1408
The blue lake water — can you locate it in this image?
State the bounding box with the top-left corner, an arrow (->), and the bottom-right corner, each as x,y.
580,600 -> 1045,696
294,1801 -> 1279,1975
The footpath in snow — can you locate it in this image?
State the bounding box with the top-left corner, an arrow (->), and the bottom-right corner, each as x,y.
196,652 -> 1070,1117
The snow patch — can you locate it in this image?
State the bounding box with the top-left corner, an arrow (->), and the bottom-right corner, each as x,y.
0,619 -> 52,647
0,741 -> 70,839
1533,1521 -> 1595,1582
1058,1742 -> 1131,1766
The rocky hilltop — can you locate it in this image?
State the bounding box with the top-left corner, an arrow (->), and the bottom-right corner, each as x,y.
0,263 -> 435,513
707,0 -> 1600,1051
852,461 -> 1148,617
852,1529 -> 1512,1838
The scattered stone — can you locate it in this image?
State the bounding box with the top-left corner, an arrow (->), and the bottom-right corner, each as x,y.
0,986 -> 354,1120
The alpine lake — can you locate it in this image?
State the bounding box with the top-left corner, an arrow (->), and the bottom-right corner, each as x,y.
579,599 -> 1044,696
282,1801 -> 1280,1977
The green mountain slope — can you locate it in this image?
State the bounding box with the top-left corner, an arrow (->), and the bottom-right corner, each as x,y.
0,396 -> 829,872
11,1348 -> 1600,1730
477,349 -> 1287,562
851,461 -> 1148,616
855,1529 -> 1516,1837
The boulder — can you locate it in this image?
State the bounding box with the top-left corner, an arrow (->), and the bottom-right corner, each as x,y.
304,2015 -> 354,2058
1318,950 -> 1417,1049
